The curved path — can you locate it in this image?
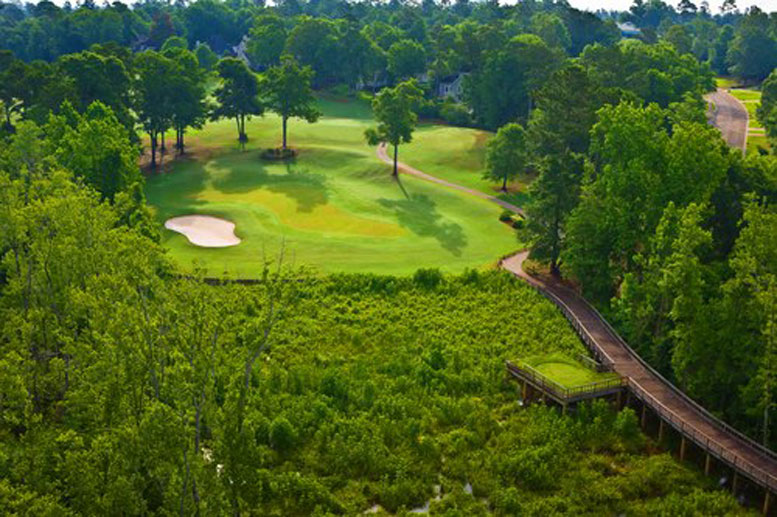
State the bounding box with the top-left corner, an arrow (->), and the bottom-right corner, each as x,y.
376,143 -> 524,215
706,88 -> 748,153
374,143 -> 777,499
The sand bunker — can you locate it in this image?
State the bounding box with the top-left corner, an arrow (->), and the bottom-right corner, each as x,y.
164,215 -> 241,247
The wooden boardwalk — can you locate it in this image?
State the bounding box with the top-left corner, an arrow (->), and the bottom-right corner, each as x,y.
502,250 -> 777,504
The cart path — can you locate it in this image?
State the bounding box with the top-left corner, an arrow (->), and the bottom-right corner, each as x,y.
706,88 -> 748,152
376,143 -> 524,215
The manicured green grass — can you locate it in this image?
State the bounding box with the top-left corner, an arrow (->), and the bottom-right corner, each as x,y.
748,133 -> 770,154
744,100 -> 760,122
521,353 -> 620,388
715,76 -> 739,89
145,97 -> 520,277
729,88 -> 761,102
402,124 -> 530,207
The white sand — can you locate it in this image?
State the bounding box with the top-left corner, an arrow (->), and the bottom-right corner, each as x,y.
164,215 -> 241,248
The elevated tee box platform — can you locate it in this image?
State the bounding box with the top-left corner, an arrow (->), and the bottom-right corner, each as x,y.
506,354 -> 626,406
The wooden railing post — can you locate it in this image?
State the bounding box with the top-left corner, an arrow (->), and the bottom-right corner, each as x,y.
658,420 -> 665,443
705,453 -> 712,476
680,436 -> 687,461
764,490 -> 771,515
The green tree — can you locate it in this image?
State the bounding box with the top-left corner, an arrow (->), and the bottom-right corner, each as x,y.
757,69 -> 777,146
212,57 -> 264,143
45,101 -> 141,200
246,14 -> 287,69
365,80 -> 424,177
387,39 -> 426,81
58,50 -> 133,129
664,25 -> 693,55
483,123 -> 527,192
530,12 -> 571,52
723,199 -> 777,445
134,50 -> 178,168
726,7 -> 777,81
465,34 -> 561,129
263,57 -> 321,151
194,42 -> 218,71
0,51 -> 26,132
162,46 -> 209,154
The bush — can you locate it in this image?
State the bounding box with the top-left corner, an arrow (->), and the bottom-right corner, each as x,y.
440,102 -> 472,127
499,210 -> 513,222
413,268 -> 443,289
511,217 -> 524,229
261,147 -> 298,161
269,417 -> 296,452
327,84 -> 350,97
417,98 -> 441,119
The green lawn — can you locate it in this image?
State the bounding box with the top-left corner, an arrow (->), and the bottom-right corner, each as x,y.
743,100 -> 760,122
715,76 -> 739,89
729,88 -> 761,102
521,353 -> 620,388
145,97 -> 521,277
748,133 -> 769,154
401,124 -> 530,207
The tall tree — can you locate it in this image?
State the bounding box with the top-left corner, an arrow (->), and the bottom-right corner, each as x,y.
0,51 -> 26,131
45,101 -> 141,200
726,7 -> 777,81
364,80 -> 424,177
263,57 -> 321,152
387,39 -> 426,81
134,50 -> 178,168
483,123 -> 527,192
163,46 -> 209,154
464,34 -> 561,129
246,14 -> 287,70
212,57 -> 264,144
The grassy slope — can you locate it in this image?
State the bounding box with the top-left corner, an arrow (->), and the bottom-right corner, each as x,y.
401,124 -> 530,207
145,97 -> 520,277
728,88 -> 761,102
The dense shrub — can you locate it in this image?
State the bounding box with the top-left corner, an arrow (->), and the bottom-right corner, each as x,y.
440,102 -> 473,127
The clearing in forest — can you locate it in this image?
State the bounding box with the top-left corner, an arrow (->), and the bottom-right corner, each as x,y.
145,96 -> 521,277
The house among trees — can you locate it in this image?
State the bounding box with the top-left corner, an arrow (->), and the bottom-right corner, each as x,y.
437,73 -> 467,102
617,22 -> 642,39
232,35 -> 252,69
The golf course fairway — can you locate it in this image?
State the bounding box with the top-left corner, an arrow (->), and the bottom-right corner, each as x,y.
144,96 -> 521,277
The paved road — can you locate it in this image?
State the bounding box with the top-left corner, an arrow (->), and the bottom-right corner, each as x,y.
707,89 -> 748,152
501,250 -> 777,494
376,143 -> 524,215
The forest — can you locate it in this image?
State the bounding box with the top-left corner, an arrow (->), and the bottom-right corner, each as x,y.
3,0 -> 777,514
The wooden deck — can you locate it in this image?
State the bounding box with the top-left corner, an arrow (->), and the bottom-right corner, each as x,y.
502,250 -> 777,498
506,360 -> 626,405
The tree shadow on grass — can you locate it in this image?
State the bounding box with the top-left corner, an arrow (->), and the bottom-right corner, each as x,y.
210,153 -> 329,213
378,190 -> 467,256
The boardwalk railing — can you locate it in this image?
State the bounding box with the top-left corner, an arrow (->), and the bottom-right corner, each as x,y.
506,360 -> 626,402
629,378 -> 777,492
510,259 -> 777,493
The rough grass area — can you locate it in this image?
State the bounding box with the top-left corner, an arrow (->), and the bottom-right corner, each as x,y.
729,88 -> 761,102
145,97 -> 520,277
521,353 -> 620,388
